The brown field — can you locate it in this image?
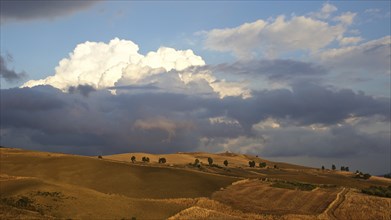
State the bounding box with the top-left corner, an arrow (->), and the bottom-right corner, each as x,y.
333,190 -> 391,220
1,147 -> 390,219
212,179 -> 338,215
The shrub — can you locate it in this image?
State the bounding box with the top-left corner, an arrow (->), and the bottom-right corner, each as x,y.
249,160 -> 256,167
223,160 -> 228,166
98,155 -> 102,159
354,172 -> 372,180
363,173 -> 371,179
271,180 -> 316,191
259,162 -> 266,168
131,156 -> 136,163
274,164 -> 278,169
362,186 -> 391,198
208,157 -> 213,166
321,165 -> 325,170
159,157 -> 166,164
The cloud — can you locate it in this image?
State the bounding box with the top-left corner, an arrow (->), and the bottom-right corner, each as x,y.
364,8 -> 381,14
310,2 -> 338,19
2,75 -> 390,173
21,38 -> 205,90
2,83 -> 388,152
203,15 -> 346,58
201,3 -> 365,59
68,84 -> 96,97
0,1 -> 98,23
213,59 -> 328,84
333,12 -> 356,26
22,38 -> 251,99
0,55 -> 26,82
339,36 -> 362,45
134,117 -> 194,142
318,36 -> 391,74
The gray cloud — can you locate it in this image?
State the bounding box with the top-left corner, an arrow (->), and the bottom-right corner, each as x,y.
213,59 -> 328,82
1,83 -> 389,156
0,55 -> 26,82
258,124 -> 389,158
68,84 -> 96,97
0,1 -> 98,23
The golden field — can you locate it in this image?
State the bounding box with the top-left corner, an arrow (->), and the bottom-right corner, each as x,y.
1,147 -> 390,219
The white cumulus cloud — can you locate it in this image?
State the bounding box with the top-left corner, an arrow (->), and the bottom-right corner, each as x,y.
22,38 -> 250,99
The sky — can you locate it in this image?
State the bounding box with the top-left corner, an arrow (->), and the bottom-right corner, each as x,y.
0,1 -> 390,175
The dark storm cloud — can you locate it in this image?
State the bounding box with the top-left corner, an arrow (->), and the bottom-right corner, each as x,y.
212,59 -> 328,83
0,55 -> 26,82
0,1 -> 98,23
0,83 -> 389,157
223,83 -> 390,133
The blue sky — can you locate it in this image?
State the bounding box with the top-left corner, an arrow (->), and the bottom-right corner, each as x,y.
0,1 -> 390,175
1,1 -> 390,85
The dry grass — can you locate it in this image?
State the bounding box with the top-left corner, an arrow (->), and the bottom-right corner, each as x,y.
0,148 -> 237,199
1,147 -> 390,220
212,179 -> 338,216
333,190 -> 391,220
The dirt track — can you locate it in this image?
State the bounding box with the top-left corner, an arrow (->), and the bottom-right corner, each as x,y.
323,187 -> 348,220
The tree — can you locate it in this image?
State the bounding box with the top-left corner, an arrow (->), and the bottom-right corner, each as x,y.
249,160 -> 256,167
194,159 -> 200,166
345,167 -> 349,172
321,165 -> 325,171
259,162 -> 266,168
341,166 -> 345,171
159,157 -> 166,164
142,156 -> 150,163
131,156 -> 136,163
223,160 -> 228,167
332,164 -> 336,170
208,157 -> 213,166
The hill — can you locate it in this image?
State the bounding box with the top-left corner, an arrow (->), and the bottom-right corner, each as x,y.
1,147 -> 390,219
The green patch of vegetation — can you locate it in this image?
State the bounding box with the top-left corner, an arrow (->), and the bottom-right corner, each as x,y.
361,186 -> 391,198
271,180 -> 317,191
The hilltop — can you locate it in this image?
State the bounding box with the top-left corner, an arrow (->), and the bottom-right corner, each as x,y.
1,147 -> 390,219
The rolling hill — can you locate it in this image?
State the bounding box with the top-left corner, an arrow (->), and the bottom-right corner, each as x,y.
1,147 -> 390,219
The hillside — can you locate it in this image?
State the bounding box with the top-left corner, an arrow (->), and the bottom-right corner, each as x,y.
1,147 -> 390,219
